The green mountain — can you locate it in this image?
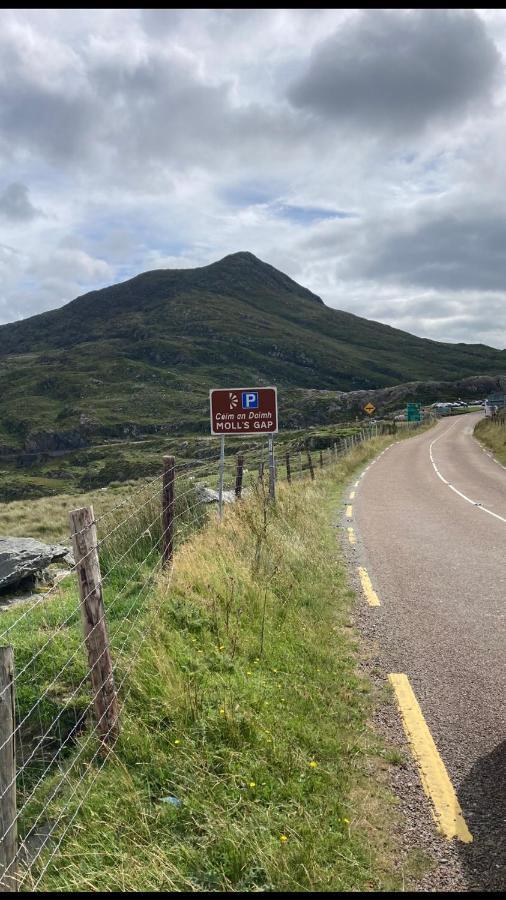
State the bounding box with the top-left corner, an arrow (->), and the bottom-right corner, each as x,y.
0,251 -> 504,453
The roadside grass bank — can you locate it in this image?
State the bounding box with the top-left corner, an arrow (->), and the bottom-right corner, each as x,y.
474,416 -> 506,466
19,435 -> 417,892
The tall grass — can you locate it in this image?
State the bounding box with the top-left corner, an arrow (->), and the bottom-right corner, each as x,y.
474,415 -> 506,466
20,437 -> 415,892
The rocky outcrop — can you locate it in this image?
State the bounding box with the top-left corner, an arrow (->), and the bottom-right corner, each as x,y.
288,374 -> 506,426
24,429 -> 89,453
194,485 -> 236,505
0,538 -> 71,590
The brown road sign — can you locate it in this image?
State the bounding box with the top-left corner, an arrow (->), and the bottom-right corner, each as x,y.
210,387 -> 278,435
364,402 -> 376,415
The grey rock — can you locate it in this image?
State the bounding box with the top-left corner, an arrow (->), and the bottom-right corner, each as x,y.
0,592 -> 39,613
194,485 -> 236,505
0,538 -> 70,590
24,429 -> 88,453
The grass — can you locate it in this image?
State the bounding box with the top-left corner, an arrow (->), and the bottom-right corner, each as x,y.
474,415 -> 506,466
5,431 -> 432,892
0,481 -> 155,544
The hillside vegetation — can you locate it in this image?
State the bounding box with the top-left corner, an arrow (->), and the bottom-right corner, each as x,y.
1,252 -> 504,455
12,436 -> 427,892
474,415 -> 506,466
0,422 -> 368,504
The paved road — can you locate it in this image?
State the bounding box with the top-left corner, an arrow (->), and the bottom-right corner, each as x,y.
353,414 -> 505,890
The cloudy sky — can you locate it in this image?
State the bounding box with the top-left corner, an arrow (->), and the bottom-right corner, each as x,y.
1,8 -> 506,349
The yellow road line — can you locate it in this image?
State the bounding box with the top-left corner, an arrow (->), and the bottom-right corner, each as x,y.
349,490 -> 356,500
346,505 -> 353,518
347,527 -> 356,545
388,674 -> 472,843
358,567 -> 381,607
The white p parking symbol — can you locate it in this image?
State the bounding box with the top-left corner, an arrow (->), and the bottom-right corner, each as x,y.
242,391 -> 258,409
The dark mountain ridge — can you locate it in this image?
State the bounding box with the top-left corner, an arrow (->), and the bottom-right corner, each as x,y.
0,252 -> 324,355
0,251 -> 504,455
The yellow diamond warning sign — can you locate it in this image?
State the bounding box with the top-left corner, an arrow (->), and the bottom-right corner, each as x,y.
363,402 -> 376,415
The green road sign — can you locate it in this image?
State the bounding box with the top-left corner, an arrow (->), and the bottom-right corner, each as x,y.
406,402 -> 422,422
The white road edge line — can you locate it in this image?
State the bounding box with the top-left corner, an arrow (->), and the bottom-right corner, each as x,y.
429,430 -> 506,525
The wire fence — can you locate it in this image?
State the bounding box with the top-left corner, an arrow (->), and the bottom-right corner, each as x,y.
0,420 -> 399,890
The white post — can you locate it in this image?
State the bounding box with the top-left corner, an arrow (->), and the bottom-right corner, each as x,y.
218,435 -> 225,522
268,435 -> 276,500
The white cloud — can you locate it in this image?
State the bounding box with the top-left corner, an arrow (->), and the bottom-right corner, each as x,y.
0,8 -> 505,349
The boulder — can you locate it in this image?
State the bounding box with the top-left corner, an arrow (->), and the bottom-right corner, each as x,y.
0,538 -> 71,591
194,485 -> 236,505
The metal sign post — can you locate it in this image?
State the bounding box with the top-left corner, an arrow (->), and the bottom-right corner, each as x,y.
268,435 -> 275,501
218,435 -> 225,522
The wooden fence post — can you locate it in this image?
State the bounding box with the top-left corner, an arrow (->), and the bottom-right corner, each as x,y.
0,647 -> 17,893
319,449 -> 323,469
258,460 -> 264,484
285,451 -> 291,484
306,448 -> 315,481
69,506 -> 119,745
162,455 -> 175,566
235,453 -> 244,498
